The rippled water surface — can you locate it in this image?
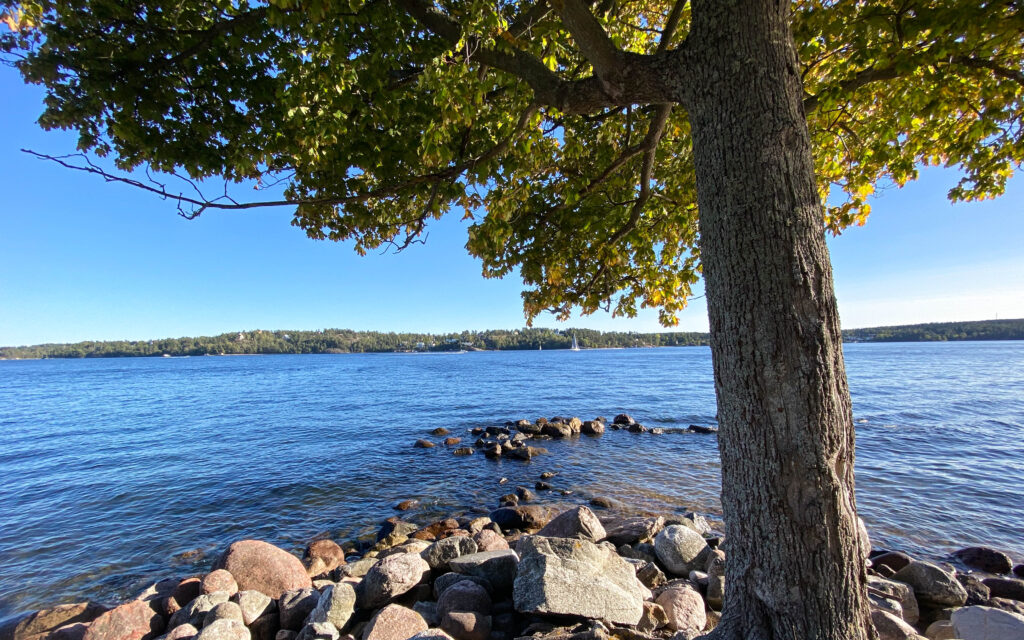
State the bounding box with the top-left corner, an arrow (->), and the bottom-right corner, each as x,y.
1,342 -> 1022,621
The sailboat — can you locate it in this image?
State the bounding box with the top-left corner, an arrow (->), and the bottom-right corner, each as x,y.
570,334 -> 581,351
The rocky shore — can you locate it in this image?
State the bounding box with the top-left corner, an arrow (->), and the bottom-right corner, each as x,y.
2,417 -> 1023,640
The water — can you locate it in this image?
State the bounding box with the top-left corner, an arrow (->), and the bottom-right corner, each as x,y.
0,342 -> 1022,621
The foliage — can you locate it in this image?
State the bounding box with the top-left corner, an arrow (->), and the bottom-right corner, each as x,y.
1,0 -> 1020,326
2,319 -> 1021,359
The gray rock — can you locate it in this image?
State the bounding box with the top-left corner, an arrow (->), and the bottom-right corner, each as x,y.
870,609 -> 920,640
231,591 -> 275,626
513,536 -> 645,626
868,575 -> 919,625
637,562 -> 667,590
195,620 -> 250,640
248,613 -> 279,640
449,551 -> 520,594
205,603 -> 244,626
422,537 -> 479,572
437,582 -> 492,618
870,591 -> 905,620
637,602 -> 669,634
411,601 -> 439,627
654,583 -> 706,635
705,549 -> 726,611
294,623 -> 337,640
278,589 -> 319,632
952,605 -> 1024,640
433,573 -> 493,600
893,560 -> 968,608
953,547 -> 1013,575
536,507 -> 606,542
307,584 -> 356,631
170,593 -> 231,630
362,605 -> 427,640
655,525 -> 711,577
957,573 -> 991,605
602,516 -> 664,546
358,552 -> 430,609
339,558 -> 376,579
924,620 -> 956,640
982,577 -> 1024,602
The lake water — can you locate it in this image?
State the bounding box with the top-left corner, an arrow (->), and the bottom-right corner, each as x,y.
0,342 -> 1022,622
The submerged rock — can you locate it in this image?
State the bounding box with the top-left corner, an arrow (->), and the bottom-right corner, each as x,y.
0,602 -> 108,640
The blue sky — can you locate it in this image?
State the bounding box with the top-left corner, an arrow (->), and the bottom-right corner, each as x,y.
1,66 -> 1022,346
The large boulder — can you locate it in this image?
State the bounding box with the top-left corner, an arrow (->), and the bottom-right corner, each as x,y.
536,507 -> 606,543
362,605 -> 427,640
654,583 -> 706,635
83,601 -> 164,640
215,541 -> 312,599
358,552 -> 430,609
306,584 -> 356,631
302,540 -> 346,579
0,603 -> 108,640
513,536 -> 646,626
892,561 -> 968,608
952,547 -> 1013,575
422,537 -> 479,572
449,551 -> 520,594
654,525 -> 711,576
951,605 -> 1024,640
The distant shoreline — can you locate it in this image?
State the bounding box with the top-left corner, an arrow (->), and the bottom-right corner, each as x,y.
2,318 -> 1023,360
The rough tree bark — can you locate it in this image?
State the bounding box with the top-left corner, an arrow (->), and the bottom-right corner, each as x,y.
686,1 -> 874,639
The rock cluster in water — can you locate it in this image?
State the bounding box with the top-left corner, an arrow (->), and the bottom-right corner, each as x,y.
413,415 -> 718,459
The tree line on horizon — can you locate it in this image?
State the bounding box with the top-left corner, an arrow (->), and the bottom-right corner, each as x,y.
2,319 -> 1022,359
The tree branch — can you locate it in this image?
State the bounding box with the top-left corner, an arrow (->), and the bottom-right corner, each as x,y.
553,0 -> 623,85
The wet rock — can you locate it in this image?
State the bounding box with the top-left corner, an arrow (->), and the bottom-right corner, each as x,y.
278,589 -> 319,632
534,481 -> 551,491
83,600 -> 165,640
453,448 -> 475,456
686,425 -> 718,434
613,414 -> 635,426
498,494 -> 519,508
870,609 -> 920,640
359,552 -> 430,609
953,547 -> 1013,575
0,603 -> 109,640
432,428 -> 450,435
422,537 -> 479,572
414,440 -> 435,448
411,519 -> 461,542
307,583 -> 356,631
513,536 -> 645,626
515,487 -> 536,502
489,506 -> 554,531
892,560 -> 968,608
588,497 -> 615,510
362,605 -> 427,640
952,605 -> 1024,640
654,525 -> 711,576
868,575 -> 919,625
541,424 -> 572,438
294,623 -> 337,640
956,573 -> 991,605
395,500 -> 418,512
51,623 -> 90,640
231,591 -> 275,627
873,551 -> 914,574
302,541 -> 346,580
443,437 -> 461,446
507,446 -> 546,461
655,583 -> 706,635
536,506 -> 606,542
982,577 -> 1024,602
602,516 -> 664,546
626,424 -> 647,433
202,571 -> 239,597
440,612 -> 490,640
216,541 -> 312,599
450,550 -> 520,594
195,620 -> 250,640
472,530 -> 509,553
206,602 -> 244,626
1015,565 -> 1024,579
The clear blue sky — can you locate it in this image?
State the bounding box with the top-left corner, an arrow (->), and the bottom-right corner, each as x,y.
1,66 -> 1022,347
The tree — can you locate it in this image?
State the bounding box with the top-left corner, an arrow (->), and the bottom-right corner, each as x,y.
3,0 -> 1021,637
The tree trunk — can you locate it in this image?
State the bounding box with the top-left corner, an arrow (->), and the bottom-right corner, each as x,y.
685,2 -> 874,639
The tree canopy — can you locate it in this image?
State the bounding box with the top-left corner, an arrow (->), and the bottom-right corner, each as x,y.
2,0 -> 1021,325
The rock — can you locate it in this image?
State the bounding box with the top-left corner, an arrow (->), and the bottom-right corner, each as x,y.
340,558 -> 376,579
515,487 -> 536,502
536,506 -> 606,542
433,573 -> 494,600
196,620 -> 250,640
362,605 -> 427,640
432,428 -> 450,435
873,552 -> 914,574
411,602 -> 439,627
534,481 -> 551,491
613,414 -> 635,426
232,591 -> 275,626
206,603 -> 244,625
294,623 -> 337,640
274,633 -> 296,640
202,571 -> 240,597
169,593 -> 230,630
506,446 -> 546,461
449,551 -> 520,594
953,548 -> 1013,575
52,623 -> 91,640
581,421 -> 605,435
440,612 -> 490,640
358,552 -> 430,609
924,620 -> 956,640
83,600 -> 165,640
655,584 -> 706,635
473,530 -> 509,553
172,578 -> 203,611
982,577 -> 1024,602
489,506 -> 554,531
636,562 -> 667,590
216,541 -> 312,599
602,516 -> 664,546
513,536 -> 645,626
0,603 -> 108,640
669,513 -> 712,537
870,609 -> 921,640
588,497 -> 615,509
870,591 -> 905,620
278,589 -> 319,632
957,573 -> 992,606
952,605 -> 1024,640
705,549 -> 726,610
408,632 -> 455,640
988,597 -> 1024,616
437,581 -> 492,618
687,425 -> 718,434
626,424 -> 647,433
307,584 -> 356,631
422,537 -> 479,572
303,540 -> 346,579
654,525 -> 711,576
414,440 -> 435,448
541,424 -> 572,438
1015,565 -> 1024,579
893,560 -> 968,608
410,519 -> 460,542
443,437 -> 461,446
637,602 -> 669,634
164,624 -> 199,640
869,575 -> 920,625
453,447 -> 474,456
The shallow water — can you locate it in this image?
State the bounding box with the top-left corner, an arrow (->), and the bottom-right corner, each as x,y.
0,342 -> 1022,621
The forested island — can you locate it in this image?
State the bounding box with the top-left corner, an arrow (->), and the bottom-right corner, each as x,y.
1,319 -> 1021,359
